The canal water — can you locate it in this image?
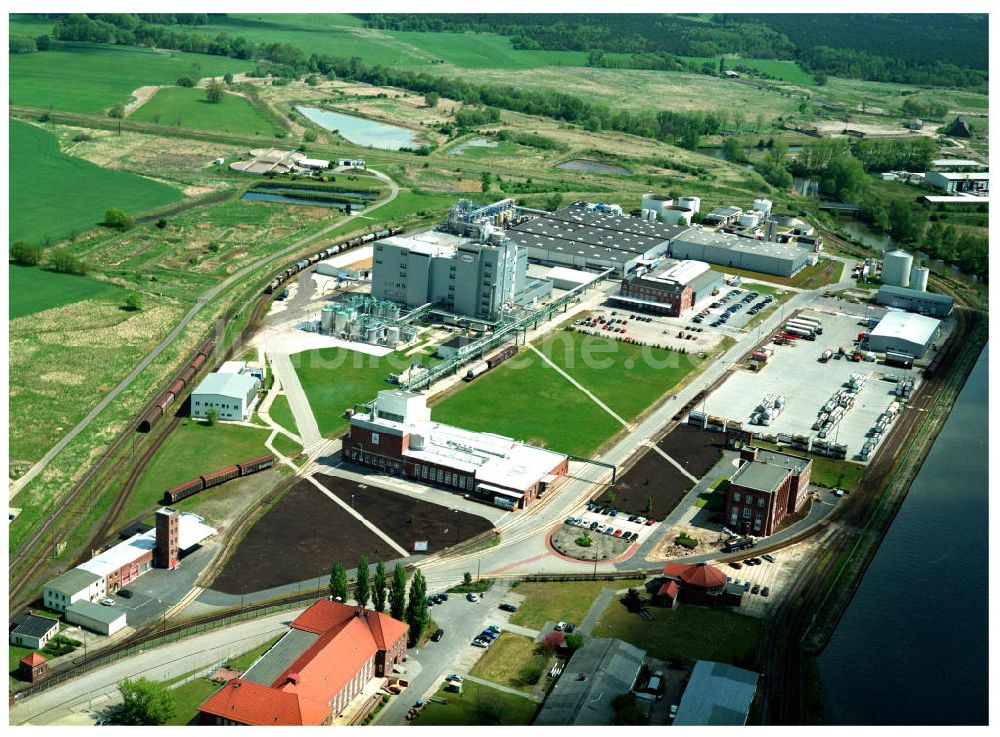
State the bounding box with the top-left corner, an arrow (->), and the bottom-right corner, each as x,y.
818,343 -> 988,725
295,106 -> 423,150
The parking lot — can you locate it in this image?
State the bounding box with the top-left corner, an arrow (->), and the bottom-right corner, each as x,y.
688,286 -> 782,332
564,504 -> 660,544
573,307 -> 724,354
702,308 -> 927,460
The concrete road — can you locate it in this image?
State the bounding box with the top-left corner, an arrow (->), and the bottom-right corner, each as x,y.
10,608 -> 305,726
269,352 -> 322,449
11,167 -> 399,499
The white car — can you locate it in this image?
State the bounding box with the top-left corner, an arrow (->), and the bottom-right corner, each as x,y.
99,598 -> 115,606
467,593 -> 479,602
554,621 -> 566,631
447,674 -> 464,683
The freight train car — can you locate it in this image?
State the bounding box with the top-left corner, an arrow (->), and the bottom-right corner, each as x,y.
463,345 -> 519,381
163,454 -> 276,503
202,465 -> 240,489
164,478 -> 205,504
138,340 -> 215,433
237,455 -> 275,475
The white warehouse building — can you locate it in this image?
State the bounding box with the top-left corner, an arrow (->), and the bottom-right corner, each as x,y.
868,311 -> 941,358
191,372 -> 261,421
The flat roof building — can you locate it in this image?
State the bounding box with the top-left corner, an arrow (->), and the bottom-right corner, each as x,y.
191,372 -> 260,422
611,259 -> 724,317
65,600 -> 127,636
343,390 -> 568,510
876,285 -> 954,318
198,600 -> 408,726
669,227 -> 813,277
924,171 -> 989,194
534,638 -> 646,726
725,446 -> 812,537
43,568 -> 104,613
867,310 -> 941,358
506,204 -> 690,277
673,660 -> 760,725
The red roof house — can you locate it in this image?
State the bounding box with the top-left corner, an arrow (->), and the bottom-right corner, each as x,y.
655,562 -> 738,608
198,600 -> 408,726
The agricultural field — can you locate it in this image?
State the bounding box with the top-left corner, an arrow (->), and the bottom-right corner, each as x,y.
432,331 -> 703,457
9,297 -> 187,468
8,264 -> 122,319
7,41 -> 252,114
679,56 -> 816,85
9,119 -> 184,245
122,420 -> 272,523
129,87 -> 282,137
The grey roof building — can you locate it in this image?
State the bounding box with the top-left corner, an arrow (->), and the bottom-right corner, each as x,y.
876,285 -> 954,318
45,568 -> 101,597
669,227 -> 813,277
673,660 -> 759,725
534,638 -> 646,726
507,205 -> 691,277
10,612 -> 60,649
867,310 -> 941,358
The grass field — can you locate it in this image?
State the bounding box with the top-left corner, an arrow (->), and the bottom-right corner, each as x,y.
509,578 -> 646,630
129,87 -> 282,137
755,440 -> 866,491
271,432 -> 303,459
8,42 -> 252,114
122,420 -> 271,524
470,633 -> 546,693
679,56 -> 816,85
9,119 -> 183,246
266,394 -> 299,436
432,331 -> 701,457
165,678 -> 220,726
411,681 -> 539,726
596,598 -> 765,669
9,264 -> 123,319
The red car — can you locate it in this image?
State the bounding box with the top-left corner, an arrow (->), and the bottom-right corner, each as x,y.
613,529 -> 623,537
645,519 -> 655,526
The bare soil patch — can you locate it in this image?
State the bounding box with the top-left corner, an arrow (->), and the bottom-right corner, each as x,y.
657,424 -> 726,480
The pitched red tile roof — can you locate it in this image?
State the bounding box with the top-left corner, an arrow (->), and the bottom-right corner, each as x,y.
20,652 -> 46,667
198,679 -> 310,726
680,562 -> 727,589
662,562 -> 689,578
657,581 -> 680,599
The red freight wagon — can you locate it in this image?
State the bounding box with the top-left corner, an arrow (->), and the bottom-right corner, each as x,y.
237,455 -> 275,476
201,465 -> 239,488
165,477 -> 205,504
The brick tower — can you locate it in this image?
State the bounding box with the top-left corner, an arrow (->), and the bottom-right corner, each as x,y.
155,507 -> 180,569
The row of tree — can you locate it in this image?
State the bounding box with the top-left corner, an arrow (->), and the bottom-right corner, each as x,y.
328,559 -> 430,646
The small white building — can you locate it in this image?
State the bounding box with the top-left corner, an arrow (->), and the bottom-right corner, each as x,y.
924,171 -> 989,194
191,372 -> 260,421
298,158 -> 331,170
65,600 -> 127,636
43,568 -> 105,613
545,266 -> 600,292
10,612 -> 60,650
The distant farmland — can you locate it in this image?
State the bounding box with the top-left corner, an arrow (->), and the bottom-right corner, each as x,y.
9,118 -> 183,245
129,87 -> 282,137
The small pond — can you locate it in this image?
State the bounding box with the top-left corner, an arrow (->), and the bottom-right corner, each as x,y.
448,138 -> 498,155
295,106 -> 423,151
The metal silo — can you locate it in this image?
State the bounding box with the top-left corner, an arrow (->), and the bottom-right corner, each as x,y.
660,207 -> 693,226
642,194 -> 673,219
678,196 -> 701,214
882,250 -> 913,287
320,305 -> 336,333
910,265 -> 929,292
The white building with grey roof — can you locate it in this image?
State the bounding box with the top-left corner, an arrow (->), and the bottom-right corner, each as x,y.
668,227 -> 814,277
867,310 -> 941,358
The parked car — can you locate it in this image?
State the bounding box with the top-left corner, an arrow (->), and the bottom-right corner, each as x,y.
762,587 -> 770,597
471,639 -> 489,648
431,628 -> 445,642
118,589 -> 134,599
499,603 -> 518,612
762,554 -> 776,563
439,593 -> 449,602
645,519 -> 655,526
590,521 -> 599,531
613,529 -> 623,537
752,585 -> 761,595
565,623 -> 576,633
729,562 -> 743,570
427,598 -> 436,607
628,515 -> 638,522
554,622 -> 566,631
743,582 -> 751,591
100,598 -> 115,606
467,593 -> 479,602
447,674 -> 464,683
609,509 -> 618,517
751,557 -> 762,565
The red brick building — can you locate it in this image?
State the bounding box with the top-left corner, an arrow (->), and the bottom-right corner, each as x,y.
343,390 -> 568,510
198,600 -> 408,726
612,260 -> 723,317
724,447 -> 813,537
19,653 -> 49,683
654,562 -> 743,608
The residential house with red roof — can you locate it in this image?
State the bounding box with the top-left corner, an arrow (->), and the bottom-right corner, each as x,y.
653,562 -> 743,608
198,600 -> 408,726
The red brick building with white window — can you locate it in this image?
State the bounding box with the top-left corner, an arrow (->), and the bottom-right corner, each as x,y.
198,600 -> 408,726
724,446 -> 812,537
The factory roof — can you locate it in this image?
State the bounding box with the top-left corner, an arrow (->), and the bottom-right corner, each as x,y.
877,285 -> 954,305
753,447 -> 812,476
534,638 -> 646,726
193,372 -> 259,400
11,612 -> 60,640
65,600 -> 127,625
217,361 -> 248,374
730,460 -> 791,494
505,230 -> 638,266
931,159 -> 981,168
927,171 -> 989,180
673,660 -> 759,726
352,411 -> 567,494
297,158 -> 330,168
79,534 -> 157,577
546,204 -> 690,239
672,227 -> 813,262
870,310 -> 941,346
44,568 -> 101,596
440,335 -> 475,350
546,266 -> 600,286
687,268 -> 724,293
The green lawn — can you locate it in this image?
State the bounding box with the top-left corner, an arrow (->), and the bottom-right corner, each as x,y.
9,264 -> 123,319
679,55 -> 816,85
129,87 -> 281,137
390,31 -> 588,69
271,432 -> 302,459
9,645 -> 36,675
9,118 -> 183,246
267,394 -> 299,436
596,598 -> 765,669
470,633 -> 546,693
411,681 -> 539,726
122,420 -> 271,523
166,678 -> 221,726
754,440 -> 865,491
509,578 -> 647,630
432,331 -> 701,457
8,41 -> 251,113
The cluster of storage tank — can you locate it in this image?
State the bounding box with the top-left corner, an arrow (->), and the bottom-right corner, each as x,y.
639,194 -> 700,226
881,250 -> 930,291
319,298 -> 413,348
751,394 -> 785,426
894,376 -> 915,398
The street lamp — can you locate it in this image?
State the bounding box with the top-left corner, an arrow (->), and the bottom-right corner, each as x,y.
453,509 -> 460,544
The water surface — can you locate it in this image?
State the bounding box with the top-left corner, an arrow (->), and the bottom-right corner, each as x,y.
296,106 -> 423,150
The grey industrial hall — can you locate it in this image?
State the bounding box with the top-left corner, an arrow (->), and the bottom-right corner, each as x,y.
668,227 -> 813,277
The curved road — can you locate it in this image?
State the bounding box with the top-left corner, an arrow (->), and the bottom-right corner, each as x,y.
10,169 -> 399,499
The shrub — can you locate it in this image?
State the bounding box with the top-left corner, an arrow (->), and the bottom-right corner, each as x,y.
124,292 -> 143,311
50,251 -> 87,275
103,208 -> 133,231
575,534 -> 592,548
675,533 -> 699,549
72,132 -> 92,142
10,241 -> 42,266
303,129 -> 318,142
155,218 -> 168,230
176,76 -> 195,87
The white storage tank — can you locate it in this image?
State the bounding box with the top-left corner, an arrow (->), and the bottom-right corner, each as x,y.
660,207 -> 693,226
678,196 -> 701,214
738,211 -> 760,228
910,265 -> 929,292
752,198 -> 773,216
882,249 -> 914,287
320,305 -> 336,332
641,194 -> 673,219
